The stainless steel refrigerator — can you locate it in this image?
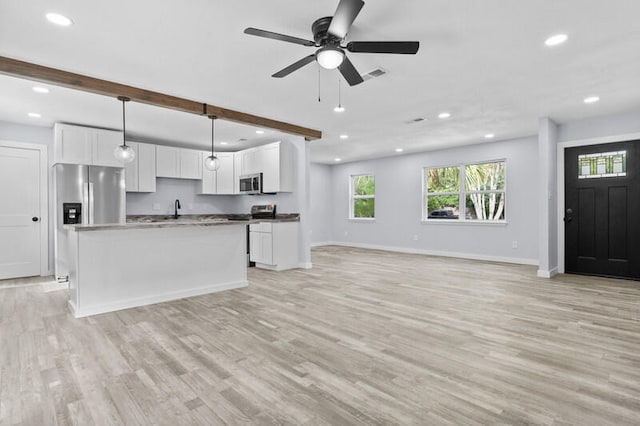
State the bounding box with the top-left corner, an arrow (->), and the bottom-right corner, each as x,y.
54,164 -> 125,279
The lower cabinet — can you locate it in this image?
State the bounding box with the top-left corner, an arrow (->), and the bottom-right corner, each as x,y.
249,222 -> 299,271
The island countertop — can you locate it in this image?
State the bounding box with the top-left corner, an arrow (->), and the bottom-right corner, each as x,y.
65,214 -> 300,232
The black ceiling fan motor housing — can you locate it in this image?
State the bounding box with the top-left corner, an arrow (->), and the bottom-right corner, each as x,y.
312,17 -> 340,46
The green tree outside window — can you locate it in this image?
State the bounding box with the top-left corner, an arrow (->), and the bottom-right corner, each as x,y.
351,175 -> 375,218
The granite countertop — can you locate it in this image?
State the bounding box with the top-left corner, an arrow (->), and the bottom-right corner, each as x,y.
65,214 -> 300,232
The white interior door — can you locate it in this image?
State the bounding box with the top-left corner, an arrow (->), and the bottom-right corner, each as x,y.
0,146 -> 41,279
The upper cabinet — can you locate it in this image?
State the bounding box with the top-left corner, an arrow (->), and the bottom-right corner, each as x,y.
234,142 -> 292,193
261,142 -> 293,193
54,123 -> 123,167
180,149 -> 202,180
125,142 -> 156,193
199,152 -> 235,195
92,129 -> 124,167
156,146 -> 202,180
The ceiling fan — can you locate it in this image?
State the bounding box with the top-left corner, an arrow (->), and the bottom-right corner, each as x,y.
244,0 -> 420,86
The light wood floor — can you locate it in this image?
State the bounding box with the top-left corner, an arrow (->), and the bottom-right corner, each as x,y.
1,246 -> 640,425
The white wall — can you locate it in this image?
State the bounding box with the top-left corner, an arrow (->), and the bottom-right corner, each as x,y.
309,163 -> 334,245
558,107 -> 640,142
315,136 -> 540,264
0,121 -> 55,273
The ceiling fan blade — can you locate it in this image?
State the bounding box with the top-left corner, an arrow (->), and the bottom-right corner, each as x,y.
328,0 -> 365,40
272,55 -> 317,78
338,56 -> 364,86
244,27 -> 315,47
346,41 -> 420,54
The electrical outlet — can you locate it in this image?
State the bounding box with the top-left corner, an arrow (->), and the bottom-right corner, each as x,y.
344,231 -> 348,237
512,240 -> 518,249
152,203 -> 161,211
413,235 -> 419,241
187,203 -> 194,210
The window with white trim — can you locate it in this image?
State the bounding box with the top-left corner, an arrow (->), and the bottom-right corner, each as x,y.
350,174 -> 375,219
423,160 -> 506,221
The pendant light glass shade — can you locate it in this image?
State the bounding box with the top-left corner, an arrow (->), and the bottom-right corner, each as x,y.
114,96 -> 135,164
114,144 -> 136,163
205,115 -> 220,171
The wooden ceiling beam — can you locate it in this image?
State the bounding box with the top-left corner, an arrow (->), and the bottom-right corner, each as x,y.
0,55 -> 322,141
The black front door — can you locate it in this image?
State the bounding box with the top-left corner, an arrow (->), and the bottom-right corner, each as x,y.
565,141 -> 640,279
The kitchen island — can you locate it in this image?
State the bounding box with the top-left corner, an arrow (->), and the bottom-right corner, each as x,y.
65,218 -> 250,318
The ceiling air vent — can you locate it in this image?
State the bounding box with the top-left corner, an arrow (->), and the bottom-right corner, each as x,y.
405,117 -> 426,125
362,67 -> 387,81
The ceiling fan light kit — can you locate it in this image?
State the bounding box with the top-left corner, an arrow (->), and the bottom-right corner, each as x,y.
244,0 -> 419,86
316,46 -> 345,69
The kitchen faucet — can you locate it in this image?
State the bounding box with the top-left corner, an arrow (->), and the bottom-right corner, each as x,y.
174,199 -> 181,219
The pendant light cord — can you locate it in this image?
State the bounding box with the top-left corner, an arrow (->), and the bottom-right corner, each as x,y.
210,116 -> 216,156
122,100 -> 126,147
338,77 -> 342,108
117,96 -> 130,147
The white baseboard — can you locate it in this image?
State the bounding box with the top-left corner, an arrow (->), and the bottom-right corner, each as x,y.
298,262 -> 313,269
313,241 -> 539,266
537,267 -> 559,278
70,280 -> 248,318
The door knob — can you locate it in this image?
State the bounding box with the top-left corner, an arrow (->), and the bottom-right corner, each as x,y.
564,208 -> 573,223
32,217 -> 39,222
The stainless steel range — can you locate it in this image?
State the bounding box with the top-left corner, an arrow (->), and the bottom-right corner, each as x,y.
251,204 -> 276,219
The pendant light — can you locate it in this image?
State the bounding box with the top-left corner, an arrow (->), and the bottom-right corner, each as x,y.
113,96 -> 136,164
334,77 -> 345,113
204,115 -> 220,171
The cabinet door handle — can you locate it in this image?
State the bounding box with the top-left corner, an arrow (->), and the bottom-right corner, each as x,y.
32,217 -> 39,222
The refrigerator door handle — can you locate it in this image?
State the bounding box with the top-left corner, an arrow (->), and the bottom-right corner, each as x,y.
82,183 -> 90,225
88,182 -> 95,225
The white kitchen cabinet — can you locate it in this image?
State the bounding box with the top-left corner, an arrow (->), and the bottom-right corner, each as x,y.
241,147 -> 260,176
216,153 -> 235,194
92,129 -> 124,167
54,123 -> 124,167
249,221 -> 298,271
156,146 -> 180,178
233,152 -> 243,194
180,149 -> 202,180
125,142 -> 156,192
157,146 -> 202,180
54,124 -> 93,165
261,142 -> 292,193
199,152 -> 234,195
234,142 -> 292,193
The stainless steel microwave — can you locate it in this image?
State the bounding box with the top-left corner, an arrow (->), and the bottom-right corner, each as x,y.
239,173 -> 263,194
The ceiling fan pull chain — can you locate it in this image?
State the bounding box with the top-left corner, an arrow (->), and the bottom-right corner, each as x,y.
318,67 -> 321,103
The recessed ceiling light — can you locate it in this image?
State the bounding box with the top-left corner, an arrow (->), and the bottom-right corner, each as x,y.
438,112 -> 451,119
334,158 -> 342,162
395,148 -> 404,153
584,96 -> 600,104
545,34 -> 568,47
46,13 -> 73,27
339,134 -> 349,139
220,142 -> 228,145
484,133 -> 495,139
33,86 -> 49,94
333,106 -> 345,113
27,112 -> 41,118
255,130 -> 265,134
